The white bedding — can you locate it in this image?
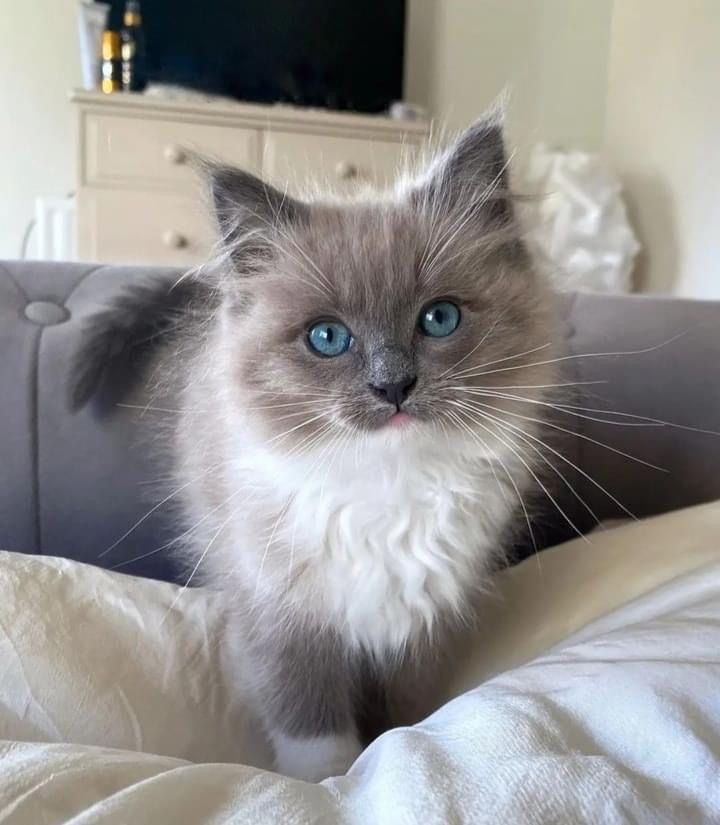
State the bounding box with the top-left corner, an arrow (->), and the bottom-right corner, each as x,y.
2,502 -> 720,823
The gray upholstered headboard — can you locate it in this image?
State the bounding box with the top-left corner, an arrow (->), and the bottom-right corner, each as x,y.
2,259 -> 719,582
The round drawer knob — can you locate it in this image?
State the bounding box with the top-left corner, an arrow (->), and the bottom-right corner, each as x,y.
162,230 -> 188,249
164,144 -> 187,165
335,160 -> 359,180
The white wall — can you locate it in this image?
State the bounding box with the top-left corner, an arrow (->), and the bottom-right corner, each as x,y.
605,0 -> 720,297
406,0 -> 614,152
0,0 -> 80,259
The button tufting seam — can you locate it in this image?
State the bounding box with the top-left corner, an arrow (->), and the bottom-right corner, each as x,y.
30,326 -> 43,555
62,263 -> 111,305
0,261 -> 29,303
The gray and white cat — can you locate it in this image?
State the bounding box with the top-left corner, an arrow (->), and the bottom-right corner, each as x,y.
71,113 -> 557,781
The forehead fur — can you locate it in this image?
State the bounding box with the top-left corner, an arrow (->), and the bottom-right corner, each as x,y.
206,111 -> 520,297
255,198 -> 530,325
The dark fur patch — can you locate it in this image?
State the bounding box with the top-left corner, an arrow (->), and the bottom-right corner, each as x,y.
207,163 -> 309,274
68,277 -> 214,414
252,624 -> 358,738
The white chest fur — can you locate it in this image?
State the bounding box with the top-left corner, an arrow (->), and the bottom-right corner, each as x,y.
241,431 -> 515,655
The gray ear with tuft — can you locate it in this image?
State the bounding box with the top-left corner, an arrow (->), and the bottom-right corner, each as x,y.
416,106 -> 515,227
205,163 -> 308,273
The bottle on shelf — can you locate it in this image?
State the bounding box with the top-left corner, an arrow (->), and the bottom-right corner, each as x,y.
120,0 -> 147,92
100,30 -> 122,94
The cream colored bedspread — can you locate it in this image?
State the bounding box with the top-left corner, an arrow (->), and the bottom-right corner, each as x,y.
2,501 -> 720,823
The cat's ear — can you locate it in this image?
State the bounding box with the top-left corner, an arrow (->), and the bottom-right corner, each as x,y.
205,163 -> 308,273
415,104 -> 514,227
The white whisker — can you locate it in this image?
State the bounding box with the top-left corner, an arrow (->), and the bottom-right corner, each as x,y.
453,389 -> 666,428
448,400 -> 588,543
438,309 -> 507,378
454,399 -> 602,526
447,342 -> 552,380
458,398 -> 638,521
98,461 -> 227,559
456,332 -> 689,381
444,407 -> 540,563
161,509 -> 236,626
458,397 -> 667,472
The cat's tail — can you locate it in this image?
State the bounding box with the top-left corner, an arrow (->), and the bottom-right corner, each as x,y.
68,274 -> 214,414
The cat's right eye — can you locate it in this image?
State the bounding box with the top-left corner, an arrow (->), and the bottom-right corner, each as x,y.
419,300 -> 461,338
307,320 -> 353,357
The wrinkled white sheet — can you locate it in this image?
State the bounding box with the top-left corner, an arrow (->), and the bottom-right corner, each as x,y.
2,501 -> 720,823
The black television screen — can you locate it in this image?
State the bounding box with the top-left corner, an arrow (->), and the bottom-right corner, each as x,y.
109,0 -> 406,113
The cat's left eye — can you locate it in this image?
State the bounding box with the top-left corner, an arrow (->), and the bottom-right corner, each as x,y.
419,300 -> 461,338
307,320 -> 353,357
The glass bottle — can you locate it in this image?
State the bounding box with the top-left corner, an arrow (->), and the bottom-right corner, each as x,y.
100,30 -> 122,94
120,0 -> 147,92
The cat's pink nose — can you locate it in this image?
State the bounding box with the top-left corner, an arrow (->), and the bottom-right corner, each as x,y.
369,376 -> 417,408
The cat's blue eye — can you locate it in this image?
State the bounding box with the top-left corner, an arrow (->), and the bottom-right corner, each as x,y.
419,300 -> 461,338
307,320 -> 352,357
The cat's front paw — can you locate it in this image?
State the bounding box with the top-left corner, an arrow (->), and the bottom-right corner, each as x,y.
271,731 -> 363,782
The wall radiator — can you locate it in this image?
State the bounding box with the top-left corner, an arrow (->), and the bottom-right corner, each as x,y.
34,196 -> 77,261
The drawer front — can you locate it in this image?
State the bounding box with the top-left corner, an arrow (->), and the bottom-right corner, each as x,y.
262,131 -> 418,195
78,188 -> 217,266
84,113 -> 260,190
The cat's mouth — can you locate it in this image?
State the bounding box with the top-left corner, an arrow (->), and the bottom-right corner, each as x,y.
359,406 -> 420,433
387,411 -> 414,429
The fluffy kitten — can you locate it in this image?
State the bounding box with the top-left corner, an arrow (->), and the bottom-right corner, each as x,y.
71,113 -> 556,781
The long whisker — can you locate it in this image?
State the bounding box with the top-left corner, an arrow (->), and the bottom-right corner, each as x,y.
109,483 -> 260,570
115,397 -> 344,416
100,406 -> 336,558
246,385 -> 347,398
444,408 -> 541,566
443,408 -> 509,507
450,380 -> 608,392
455,332 -> 689,381
97,461 -> 227,559
446,407 -> 540,552
161,508 -> 237,626
456,398 -> 638,521
271,401 -> 355,423
318,423 -> 355,501
438,309 -> 507,378
448,401 -> 588,542
452,389 -> 666,428
254,497 -> 294,599
264,411 -> 331,446
243,399 -> 343,411
454,399 -> 602,524
547,400 -> 720,437
117,403 -> 211,415
460,398 -> 668,472
447,342 -> 553,380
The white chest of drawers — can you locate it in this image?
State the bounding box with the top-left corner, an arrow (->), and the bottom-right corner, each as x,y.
72,91 -> 428,266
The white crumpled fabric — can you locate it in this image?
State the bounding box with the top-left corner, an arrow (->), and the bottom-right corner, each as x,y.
2,501 -> 720,823
520,144 -> 640,293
